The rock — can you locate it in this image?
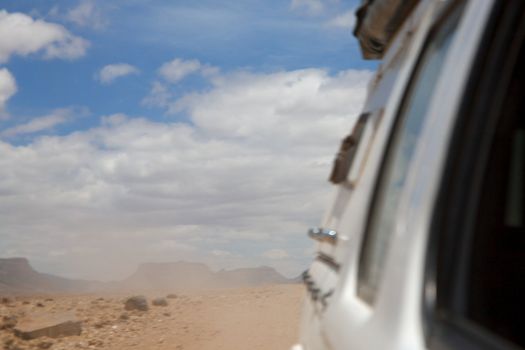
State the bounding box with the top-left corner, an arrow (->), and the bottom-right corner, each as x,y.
93,320 -> 109,329
152,298 -> 168,307
163,312 -> 171,317
3,337 -> 24,350
124,296 -> 148,311
38,341 -> 53,349
1,297 -> 13,304
1,315 -> 18,329
36,303 -> 45,308
166,294 -> 178,299
88,339 -> 103,347
13,312 -> 82,340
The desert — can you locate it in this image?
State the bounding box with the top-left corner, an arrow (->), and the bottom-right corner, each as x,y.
0,258 -> 304,350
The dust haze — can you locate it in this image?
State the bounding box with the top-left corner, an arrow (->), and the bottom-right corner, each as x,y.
0,257 -> 304,349
0,1 -> 371,349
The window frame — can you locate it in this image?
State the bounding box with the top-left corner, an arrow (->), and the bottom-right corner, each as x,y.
356,0 -> 467,305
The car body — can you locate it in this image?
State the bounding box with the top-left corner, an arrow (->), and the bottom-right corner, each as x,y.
292,0 -> 525,349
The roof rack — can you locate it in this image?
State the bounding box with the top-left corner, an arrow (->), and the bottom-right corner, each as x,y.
353,0 -> 420,59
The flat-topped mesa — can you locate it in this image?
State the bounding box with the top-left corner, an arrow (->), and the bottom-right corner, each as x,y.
0,257 -> 296,294
0,257 -> 99,294
121,261 -> 215,291
121,262 -> 292,291
214,266 -> 290,287
0,257 -> 33,275
0,257 -> 41,292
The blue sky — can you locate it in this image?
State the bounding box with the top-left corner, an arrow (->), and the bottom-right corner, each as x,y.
2,0 -> 373,125
0,0 -> 374,280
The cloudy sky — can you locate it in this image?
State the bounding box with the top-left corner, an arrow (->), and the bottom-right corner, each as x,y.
0,0 -> 374,280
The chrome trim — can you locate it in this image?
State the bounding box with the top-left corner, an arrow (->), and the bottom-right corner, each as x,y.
307,227 -> 338,244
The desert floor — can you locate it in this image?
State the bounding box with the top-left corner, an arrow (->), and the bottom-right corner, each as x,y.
1,284 -> 304,350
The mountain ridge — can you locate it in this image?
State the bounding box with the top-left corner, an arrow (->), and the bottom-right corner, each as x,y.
0,257 -> 296,295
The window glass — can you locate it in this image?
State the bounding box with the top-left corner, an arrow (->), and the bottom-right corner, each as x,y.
466,119 -> 525,349
357,6 -> 464,304
462,44 -> 525,348
505,130 -> 524,227
429,3 -> 525,348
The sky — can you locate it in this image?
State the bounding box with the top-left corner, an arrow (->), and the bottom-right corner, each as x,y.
0,0 -> 375,280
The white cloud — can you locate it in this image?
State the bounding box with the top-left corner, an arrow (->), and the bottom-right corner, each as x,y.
142,81 -> 171,108
172,68 -> 371,141
0,108 -> 80,137
327,10 -> 356,29
212,249 -> 233,257
262,249 -> 289,260
0,68 -> 371,280
290,0 -> 325,15
43,36 -> 88,61
0,68 -> 17,119
0,10 -> 89,63
65,0 -> 108,30
96,63 -> 139,84
144,58 -> 219,109
158,58 -> 217,84
150,239 -> 196,253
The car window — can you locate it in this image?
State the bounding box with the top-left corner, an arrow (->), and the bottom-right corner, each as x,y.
464,103 -> 525,349
430,13 -> 525,347
357,4 -> 465,305
426,1 -> 525,348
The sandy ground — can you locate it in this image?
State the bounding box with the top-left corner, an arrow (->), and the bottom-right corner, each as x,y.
1,284 -> 304,350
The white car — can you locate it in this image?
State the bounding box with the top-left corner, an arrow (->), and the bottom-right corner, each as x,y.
293,0 -> 524,349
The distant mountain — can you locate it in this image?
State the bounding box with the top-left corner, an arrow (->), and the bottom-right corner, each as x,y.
0,257 -> 101,294
119,261 -> 215,291
0,258 -> 295,295
214,266 -> 290,287
119,261 -> 292,291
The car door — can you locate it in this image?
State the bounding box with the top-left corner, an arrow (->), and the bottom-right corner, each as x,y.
297,3 -> 432,344
297,0 -> 444,348
297,0 -> 498,349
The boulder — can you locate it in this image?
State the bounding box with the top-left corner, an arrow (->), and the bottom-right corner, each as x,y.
13,312 -> 82,340
152,297 -> 168,307
124,296 -> 148,311
1,315 -> 18,329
